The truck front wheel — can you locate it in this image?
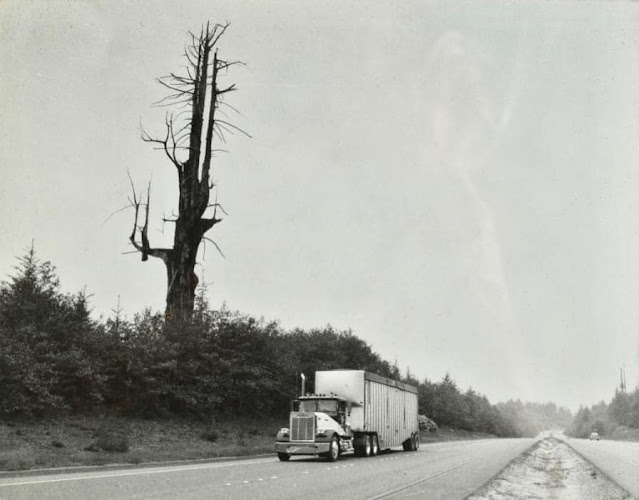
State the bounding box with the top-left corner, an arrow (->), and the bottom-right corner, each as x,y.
326,435 -> 340,462
278,452 -> 291,462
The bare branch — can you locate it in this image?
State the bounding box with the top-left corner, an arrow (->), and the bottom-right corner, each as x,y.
216,84 -> 236,95
215,119 -> 252,138
103,203 -> 134,225
127,171 -> 141,245
156,79 -> 194,96
139,181 -> 152,261
218,100 -> 244,117
140,117 -> 182,170
216,60 -> 245,71
203,236 -> 225,258
213,123 -> 228,143
210,22 -> 230,47
207,202 -> 228,216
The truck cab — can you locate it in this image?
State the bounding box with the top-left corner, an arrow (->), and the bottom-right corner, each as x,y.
275,394 -> 355,462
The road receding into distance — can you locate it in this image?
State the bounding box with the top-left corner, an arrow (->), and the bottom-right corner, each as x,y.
1,435 -> 637,499
0,438 -> 535,500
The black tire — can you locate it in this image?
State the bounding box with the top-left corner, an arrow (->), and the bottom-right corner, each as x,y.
355,435 -> 372,457
326,435 -> 340,462
363,435 -> 371,457
277,452 -> 291,462
402,438 -> 412,451
371,434 -> 379,456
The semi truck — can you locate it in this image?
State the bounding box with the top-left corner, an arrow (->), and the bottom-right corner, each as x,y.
275,369 -> 419,462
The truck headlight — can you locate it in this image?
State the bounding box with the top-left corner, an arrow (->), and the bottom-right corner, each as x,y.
276,428 -> 290,441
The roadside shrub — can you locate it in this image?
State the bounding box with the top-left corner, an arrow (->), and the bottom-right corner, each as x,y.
419,415 -> 438,432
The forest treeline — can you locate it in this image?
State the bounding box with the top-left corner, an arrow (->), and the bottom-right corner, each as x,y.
0,249 -> 570,437
566,388 -> 639,438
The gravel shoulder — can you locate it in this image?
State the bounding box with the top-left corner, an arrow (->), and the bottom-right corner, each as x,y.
468,436 -> 633,499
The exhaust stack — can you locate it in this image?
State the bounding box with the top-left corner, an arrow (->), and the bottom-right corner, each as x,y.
300,373 -> 306,397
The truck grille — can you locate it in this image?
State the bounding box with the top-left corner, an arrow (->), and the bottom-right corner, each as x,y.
290,413 -> 315,441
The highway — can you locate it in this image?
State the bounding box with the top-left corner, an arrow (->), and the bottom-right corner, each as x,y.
0,438 -> 536,500
564,436 -> 639,498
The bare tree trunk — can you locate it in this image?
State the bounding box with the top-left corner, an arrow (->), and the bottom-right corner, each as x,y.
128,22 -> 248,322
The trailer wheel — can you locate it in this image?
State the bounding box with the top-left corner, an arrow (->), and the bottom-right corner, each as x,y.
326,435 -> 340,462
277,453 -> 291,462
402,437 -> 412,451
371,434 -> 379,456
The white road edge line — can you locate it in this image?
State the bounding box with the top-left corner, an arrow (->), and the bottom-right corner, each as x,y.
0,458 -> 272,488
368,457 -> 478,500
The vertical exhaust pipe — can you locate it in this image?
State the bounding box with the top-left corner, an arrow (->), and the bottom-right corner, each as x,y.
300,373 -> 306,397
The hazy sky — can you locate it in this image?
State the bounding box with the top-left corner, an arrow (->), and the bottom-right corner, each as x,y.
1,0 -> 639,410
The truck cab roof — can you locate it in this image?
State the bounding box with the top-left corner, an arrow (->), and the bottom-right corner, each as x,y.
299,393 -> 344,400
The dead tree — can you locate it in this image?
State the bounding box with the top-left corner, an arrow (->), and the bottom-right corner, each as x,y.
129,22 -> 247,321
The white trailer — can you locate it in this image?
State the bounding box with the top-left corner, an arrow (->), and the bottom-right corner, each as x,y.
275,370 -> 420,462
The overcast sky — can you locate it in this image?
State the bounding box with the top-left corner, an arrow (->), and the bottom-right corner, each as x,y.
2,0 -> 639,411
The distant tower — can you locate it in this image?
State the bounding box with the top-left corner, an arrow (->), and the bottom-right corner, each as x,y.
620,366 -> 627,394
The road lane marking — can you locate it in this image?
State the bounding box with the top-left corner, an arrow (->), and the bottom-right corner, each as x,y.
368,457 -> 479,499
0,458 -> 274,488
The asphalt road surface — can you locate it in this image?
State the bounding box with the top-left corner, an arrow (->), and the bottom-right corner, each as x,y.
564,435 -> 639,498
0,438 -> 536,500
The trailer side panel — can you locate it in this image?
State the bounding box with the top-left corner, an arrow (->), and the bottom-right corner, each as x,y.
314,370 -> 418,450
364,377 -> 417,448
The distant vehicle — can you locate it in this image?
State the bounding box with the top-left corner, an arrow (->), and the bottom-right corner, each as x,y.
275,370 -> 419,462
589,432 -> 600,441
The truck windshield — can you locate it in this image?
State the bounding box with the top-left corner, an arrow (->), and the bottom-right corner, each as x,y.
297,399 -> 339,414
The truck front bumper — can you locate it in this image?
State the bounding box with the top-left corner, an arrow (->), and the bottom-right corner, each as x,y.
275,441 -> 330,456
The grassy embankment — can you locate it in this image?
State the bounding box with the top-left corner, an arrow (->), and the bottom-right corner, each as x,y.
0,417 -> 494,472
0,416 -> 279,472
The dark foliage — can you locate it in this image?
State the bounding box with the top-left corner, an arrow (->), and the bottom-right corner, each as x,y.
413,373 -> 571,437
0,247 -> 105,416
0,248 -> 567,438
566,387 -> 639,438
